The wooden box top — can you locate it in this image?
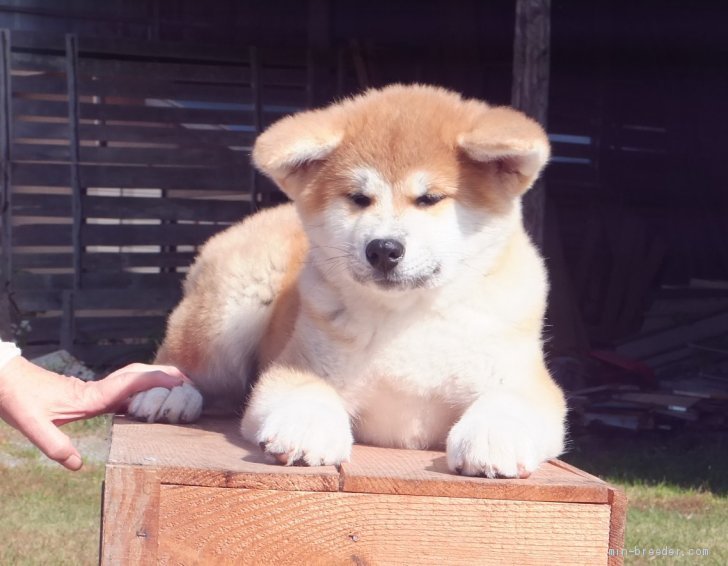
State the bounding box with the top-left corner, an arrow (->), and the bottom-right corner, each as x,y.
107,416 -> 616,506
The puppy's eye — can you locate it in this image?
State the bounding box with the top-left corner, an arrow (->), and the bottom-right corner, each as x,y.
415,193 -> 446,207
347,193 -> 373,208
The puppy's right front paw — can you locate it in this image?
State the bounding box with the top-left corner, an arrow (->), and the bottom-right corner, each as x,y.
128,382 -> 203,423
243,398 -> 353,467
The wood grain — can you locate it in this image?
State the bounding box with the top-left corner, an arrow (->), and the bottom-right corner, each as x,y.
101,466 -> 160,566
108,417 -> 340,493
608,487 -> 628,566
341,444 -> 609,503
103,417 -> 623,565
157,486 -> 611,565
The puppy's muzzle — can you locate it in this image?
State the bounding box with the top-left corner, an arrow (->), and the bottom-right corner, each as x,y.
365,238 -> 405,273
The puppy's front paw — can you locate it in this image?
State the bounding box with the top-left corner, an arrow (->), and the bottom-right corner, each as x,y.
245,398 -> 353,467
446,396 -> 564,478
128,382 -> 203,423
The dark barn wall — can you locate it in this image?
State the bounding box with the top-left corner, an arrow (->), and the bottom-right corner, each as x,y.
0,0 -> 517,367
1,0 -> 725,370
546,0 -> 728,349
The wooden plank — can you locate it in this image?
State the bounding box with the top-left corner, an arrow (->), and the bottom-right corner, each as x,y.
12,162 -> 252,190
80,102 -> 256,128
81,164 -> 252,191
15,222 -> 223,247
82,224 -> 224,247
12,143 -> 71,162
100,466 -> 160,566
13,287 -> 181,312
12,73 -> 67,96
13,224 -> 72,246
13,250 -> 194,271
14,121 -> 257,148
78,58 -> 307,87
9,30 -> 66,52
13,120 -> 69,140
83,251 -> 197,271
616,310 -> 728,360
11,290 -> 63,312
77,124 -> 258,149
12,252 -> 70,269
60,290 -> 74,351
340,445 -> 608,503
11,142 -> 248,168
74,316 -> 167,342
66,34 -> 82,290
14,271 -> 184,290
613,392 -> 701,412
1,29 -> 13,289
12,193 -> 71,216
74,288 -> 181,310
73,36 -> 305,67
77,35 -> 252,64
79,57 -> 252,83
157,486 -> 610,565
14,98 -> 256,126
108,417 -> 340,493
12,162 -> 71,186
10,52 -> 66,73
84,195 -> 249,222
47,76 -> 306,108
608,488 -> 628,566
78,146 -> 249,168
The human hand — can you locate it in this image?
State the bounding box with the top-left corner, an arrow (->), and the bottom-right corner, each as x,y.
0,358 -> 186,470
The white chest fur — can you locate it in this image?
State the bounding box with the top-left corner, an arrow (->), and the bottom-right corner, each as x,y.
286,274 -> 520,449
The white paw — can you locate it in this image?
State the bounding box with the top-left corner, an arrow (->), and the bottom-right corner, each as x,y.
128,382 -> 203,423
242,396 -> 353,467
446,394 -> 564,478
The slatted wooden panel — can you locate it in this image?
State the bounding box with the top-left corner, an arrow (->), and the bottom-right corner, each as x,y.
2,30 -> 309,367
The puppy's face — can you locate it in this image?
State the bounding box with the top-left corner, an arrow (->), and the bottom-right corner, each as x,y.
253,85 -> 549,293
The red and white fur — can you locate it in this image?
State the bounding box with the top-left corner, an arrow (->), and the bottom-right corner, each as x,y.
128,85 -> 566,478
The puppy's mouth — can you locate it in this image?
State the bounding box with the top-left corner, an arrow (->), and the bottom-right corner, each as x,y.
354,266 -> 442,290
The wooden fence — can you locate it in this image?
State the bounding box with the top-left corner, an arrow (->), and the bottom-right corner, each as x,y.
1,29 -> 310,367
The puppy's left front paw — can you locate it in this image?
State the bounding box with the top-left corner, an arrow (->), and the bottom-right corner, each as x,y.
446,398 -> 564,478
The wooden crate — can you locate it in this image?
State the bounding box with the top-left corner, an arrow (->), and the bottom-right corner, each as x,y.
101,416 -> 626,565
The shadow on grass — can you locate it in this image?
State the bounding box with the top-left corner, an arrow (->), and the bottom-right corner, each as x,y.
561,428 -> 728,495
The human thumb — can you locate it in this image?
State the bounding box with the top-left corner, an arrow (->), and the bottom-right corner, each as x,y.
21,416 -> 83,470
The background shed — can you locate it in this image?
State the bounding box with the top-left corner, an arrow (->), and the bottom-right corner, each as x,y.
1,0 -> 726,386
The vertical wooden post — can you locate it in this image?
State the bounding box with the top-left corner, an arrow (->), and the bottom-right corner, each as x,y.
60,290 -> 75,352
65,34 -> 82,290
0,29 -> 13,339
511,0 -> 551,247
65,34 -> 81,352
101,466 -> 161,566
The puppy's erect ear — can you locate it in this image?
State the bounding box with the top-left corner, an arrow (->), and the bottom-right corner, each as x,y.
252,107 -> 344,200
457,106 -> 550,196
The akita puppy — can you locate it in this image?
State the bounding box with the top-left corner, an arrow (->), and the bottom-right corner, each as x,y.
129,84 -> 566,478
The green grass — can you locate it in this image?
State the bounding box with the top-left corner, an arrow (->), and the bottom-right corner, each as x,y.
563,430 -> 728,564
0,416 -> 110,566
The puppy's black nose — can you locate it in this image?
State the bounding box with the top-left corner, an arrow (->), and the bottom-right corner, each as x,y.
365,239 -> 405,272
